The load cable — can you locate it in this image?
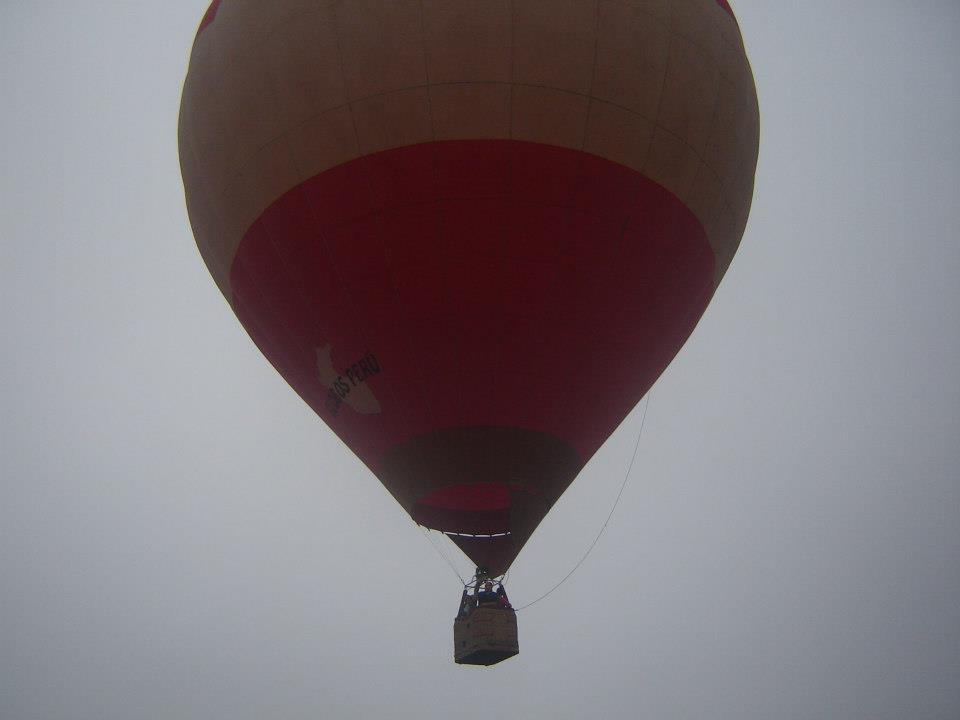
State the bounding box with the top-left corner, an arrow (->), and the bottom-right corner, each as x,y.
420,526 -> 467,585
514,393 -> 652,612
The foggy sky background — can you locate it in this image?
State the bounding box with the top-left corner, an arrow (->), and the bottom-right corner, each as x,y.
2,2 -> 958,718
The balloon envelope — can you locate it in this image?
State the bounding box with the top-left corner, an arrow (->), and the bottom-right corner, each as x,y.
179,0 -> 759,575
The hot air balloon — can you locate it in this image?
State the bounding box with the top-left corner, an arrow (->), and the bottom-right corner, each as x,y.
179,0 -> 759,665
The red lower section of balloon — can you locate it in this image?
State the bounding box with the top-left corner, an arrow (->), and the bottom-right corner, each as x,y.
230,139 -> 714,570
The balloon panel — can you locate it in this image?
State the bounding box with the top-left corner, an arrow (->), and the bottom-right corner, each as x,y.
180,0 -> 759,574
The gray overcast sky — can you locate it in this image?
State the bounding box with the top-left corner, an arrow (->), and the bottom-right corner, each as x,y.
2,2 -> 959,719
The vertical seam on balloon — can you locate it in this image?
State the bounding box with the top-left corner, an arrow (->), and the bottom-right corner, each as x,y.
579,0 -> 602,153
694,11 -> 728,285
569,0 -> 604,416
417,0 -> 437,145
552,0 -> 600,212
506,1 -> 516,210
504,4 -> 517,463
508,0 -> 516,140
505,2 -> 516,257
643,0 -> 675,171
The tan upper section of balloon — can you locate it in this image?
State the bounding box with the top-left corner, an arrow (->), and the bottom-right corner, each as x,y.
180,0 -> 759,296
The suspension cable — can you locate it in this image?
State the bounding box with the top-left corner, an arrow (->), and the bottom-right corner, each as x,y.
514,393 -> 652,612
419,526 -> 467,585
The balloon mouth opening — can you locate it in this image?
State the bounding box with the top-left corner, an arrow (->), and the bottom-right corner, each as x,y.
412,482 -> 512,535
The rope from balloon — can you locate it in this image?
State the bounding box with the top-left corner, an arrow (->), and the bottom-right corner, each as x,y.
420,526 -> 467,585
513,392 -> 652,612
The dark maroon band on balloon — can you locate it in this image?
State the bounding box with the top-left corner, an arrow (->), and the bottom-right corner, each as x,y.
413,483 -> 512,535
230,139 -> 714,572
